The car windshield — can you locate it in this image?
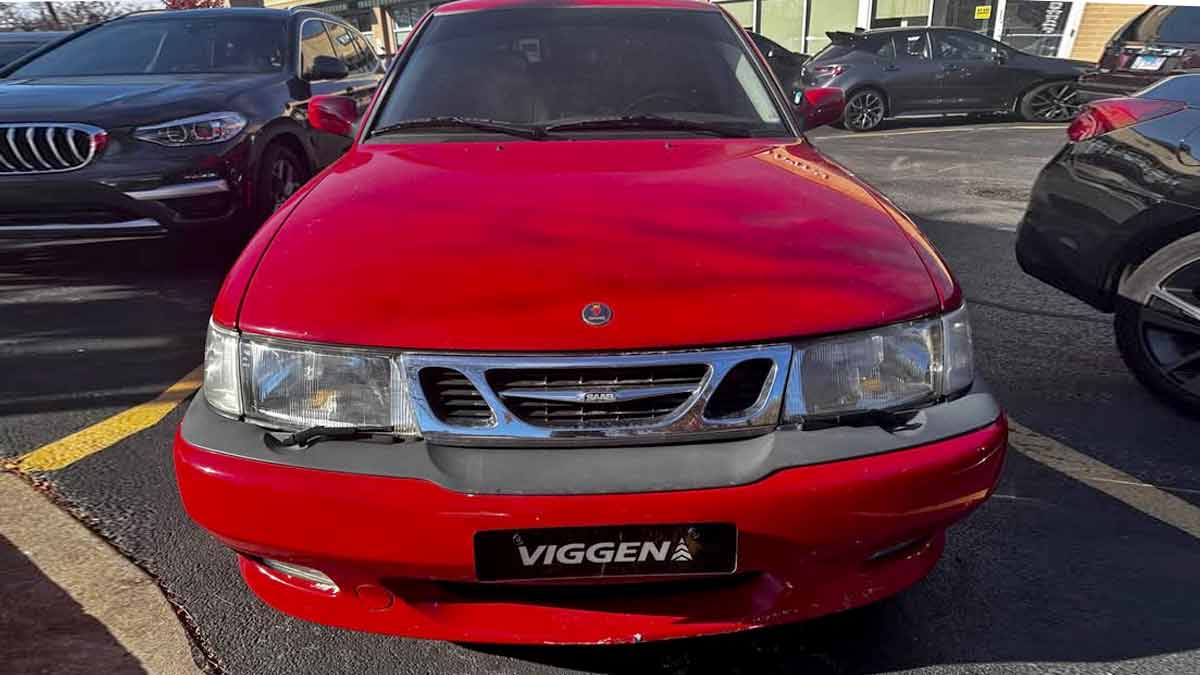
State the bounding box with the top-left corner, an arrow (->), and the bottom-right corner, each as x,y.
1122,7 -> 1200,43
372,7 -> 788,138
8,18 -> 287,77
0,43 -> 39,67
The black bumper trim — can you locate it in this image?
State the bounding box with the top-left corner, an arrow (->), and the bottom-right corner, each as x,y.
179,380 -> 1003,496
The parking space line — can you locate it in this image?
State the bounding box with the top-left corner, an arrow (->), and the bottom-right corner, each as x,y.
1009,420 -> 1200,540
13,367 -> 201,473
818,125 -> 1067,140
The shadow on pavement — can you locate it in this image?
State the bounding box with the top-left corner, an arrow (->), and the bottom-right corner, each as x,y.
0,532 -> 145,675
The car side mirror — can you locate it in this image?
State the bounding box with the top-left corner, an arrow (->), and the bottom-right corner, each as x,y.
307,55 -> 349,82
794,87 -> 845,131
993,50 -> 1009,65
308,94 -> 359,137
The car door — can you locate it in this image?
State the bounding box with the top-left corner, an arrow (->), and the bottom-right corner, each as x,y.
883,31 -> 942,114
326,22 -> 381,112
931,30 -> 1009,111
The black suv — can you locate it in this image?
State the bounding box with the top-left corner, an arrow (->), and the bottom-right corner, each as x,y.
0,9 -> 383,239
1079,6 -> 1200,103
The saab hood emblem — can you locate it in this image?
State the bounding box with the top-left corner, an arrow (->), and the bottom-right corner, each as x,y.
582,302 -> 612,326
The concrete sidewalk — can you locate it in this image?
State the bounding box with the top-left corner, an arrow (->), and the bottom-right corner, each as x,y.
0,472 -> 199,675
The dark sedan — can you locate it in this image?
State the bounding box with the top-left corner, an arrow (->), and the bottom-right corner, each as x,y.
0,31 -> 67,69
1017,75 -> 1200,415
802,27 -> 1088,132
0,8 -> 383,240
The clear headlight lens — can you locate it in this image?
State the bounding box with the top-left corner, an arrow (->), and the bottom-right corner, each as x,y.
201,320 -> 418,435
784,305 -> 974,421
133,112 -> 247,147
203,320 -> 242,418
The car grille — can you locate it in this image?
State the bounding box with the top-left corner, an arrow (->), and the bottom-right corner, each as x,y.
405,345 -> 792,446
487,364 -> 708,427
0,123 -> 106,175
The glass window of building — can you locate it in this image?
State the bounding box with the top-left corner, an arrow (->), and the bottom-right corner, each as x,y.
871,0 -> 932,29
997,1 -> 1074,57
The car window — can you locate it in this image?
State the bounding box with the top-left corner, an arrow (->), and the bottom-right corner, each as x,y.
300,19 -> 338,77
327,22 -> 369,74
0,43 -> 36,67
9,18 -> 286,77
876,38 -> 895,60
1122,7 -> 1200,43
936,32 -> 997,61
895,33 -> 931,61
352,34 -> 380,72
375,8 -> 787,135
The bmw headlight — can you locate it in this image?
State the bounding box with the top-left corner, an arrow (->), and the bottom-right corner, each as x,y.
202,320 -> 418,435
784,305 -> 973,422
133,112 -> 247,147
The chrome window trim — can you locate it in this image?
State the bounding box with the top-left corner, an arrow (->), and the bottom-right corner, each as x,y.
405,345 -> 793,447
0,122 -> 105,175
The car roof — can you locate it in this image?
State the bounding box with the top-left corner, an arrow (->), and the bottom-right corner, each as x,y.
434,0 -> 720,16
0,31 -> 68,42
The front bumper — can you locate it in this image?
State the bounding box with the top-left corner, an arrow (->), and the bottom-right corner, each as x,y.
175,386 -> 1007,644
0,134 -> 250,239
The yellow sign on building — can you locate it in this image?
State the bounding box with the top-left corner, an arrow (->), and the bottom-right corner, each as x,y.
974,5 -> 992,20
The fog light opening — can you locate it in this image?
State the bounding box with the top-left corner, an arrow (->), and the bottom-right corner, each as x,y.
261,558 -> 339,593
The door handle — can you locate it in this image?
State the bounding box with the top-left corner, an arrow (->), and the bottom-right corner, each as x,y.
942,64 -> 961,72
884,64 -> 900,71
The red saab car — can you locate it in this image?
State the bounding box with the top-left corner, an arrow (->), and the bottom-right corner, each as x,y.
176,0 -> 1006,644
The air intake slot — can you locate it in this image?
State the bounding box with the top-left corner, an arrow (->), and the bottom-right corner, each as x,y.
420,368 -> 494,427
704,359 -> 775,419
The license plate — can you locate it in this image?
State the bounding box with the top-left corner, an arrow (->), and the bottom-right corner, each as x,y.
474,523 -> 737,582
1131,55 -> 1166,71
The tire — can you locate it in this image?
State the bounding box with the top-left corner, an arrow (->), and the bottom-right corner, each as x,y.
254,141 -> 311,223
1019,81 -> 1081,123
1113,232 -> 1200,416
842,88 -> 887,132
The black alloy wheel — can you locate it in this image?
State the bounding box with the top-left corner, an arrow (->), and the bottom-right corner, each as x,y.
843,89 -> 886,132
1021,81 -> 1081,123
256,143 -> 310,222
1116,253 -> 1200,415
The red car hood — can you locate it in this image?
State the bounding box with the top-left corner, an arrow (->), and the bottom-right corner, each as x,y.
236,139 -> 944,351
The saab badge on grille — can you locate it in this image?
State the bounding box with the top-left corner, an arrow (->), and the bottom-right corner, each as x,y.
581,302 -> 612,326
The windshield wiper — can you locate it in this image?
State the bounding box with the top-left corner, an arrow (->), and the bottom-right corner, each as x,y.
543,115 -> 753,138
266,425 -> 396,449
369,117 -> 546,140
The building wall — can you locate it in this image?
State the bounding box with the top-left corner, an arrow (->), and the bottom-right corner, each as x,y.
1070,2 -> 1148,61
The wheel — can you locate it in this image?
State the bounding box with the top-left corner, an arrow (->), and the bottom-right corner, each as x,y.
1019,81 -> 1081,123
255,142 -> 310,223
842,89 -> 886,132
1114,232 -> 1200,415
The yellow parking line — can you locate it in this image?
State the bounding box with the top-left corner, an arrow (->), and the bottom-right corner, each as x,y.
14,367 -> 202,473
1009,420 -> 1200,540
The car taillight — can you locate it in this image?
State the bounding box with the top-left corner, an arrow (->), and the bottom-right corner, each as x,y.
1067,97 -> 1187,142
812,64 -> 845,78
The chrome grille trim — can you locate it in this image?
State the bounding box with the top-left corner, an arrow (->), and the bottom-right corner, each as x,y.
407,345 -> 793,447
0,123 -> 105,175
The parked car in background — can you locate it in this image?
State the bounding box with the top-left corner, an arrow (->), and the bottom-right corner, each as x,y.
0,31 -> 67,69
803,27 -> 1089,132
1017,75 -> 1200,415
0,8 -> 383,241
748,30 -> 807,97
176,0 -> 1006,646
1079,6 -> 1200,103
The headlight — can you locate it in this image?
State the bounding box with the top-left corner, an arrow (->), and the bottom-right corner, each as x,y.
201,320 -> 418,435
784,305 -> 974,421
133,112 -> 246,147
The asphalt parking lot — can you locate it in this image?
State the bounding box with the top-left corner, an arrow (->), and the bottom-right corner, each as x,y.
4,120 -> 1200,675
